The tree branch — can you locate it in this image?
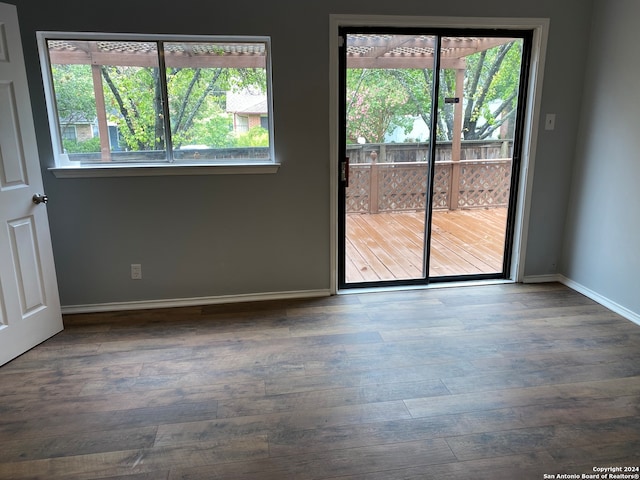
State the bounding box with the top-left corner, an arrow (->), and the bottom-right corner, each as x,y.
464,50 -> 486,130
172,68 -> 202,134
473,43 -> 513,123
179,68 -> 223,135
101,66 -> 145,150
476,89 -> 517,139
390,69 -> 432,130
346,69 -> 368,115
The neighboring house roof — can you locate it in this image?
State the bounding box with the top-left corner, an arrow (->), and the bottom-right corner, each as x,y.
226,91 -> 268,115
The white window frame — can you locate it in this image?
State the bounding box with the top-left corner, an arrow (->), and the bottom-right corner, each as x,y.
37,31 -> 279,178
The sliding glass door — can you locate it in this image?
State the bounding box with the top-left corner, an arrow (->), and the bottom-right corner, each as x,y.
338,28 -> 531,288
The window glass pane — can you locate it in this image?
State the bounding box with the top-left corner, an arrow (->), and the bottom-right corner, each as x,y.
163,41 -> 270,162
41,35 -> 274,170
236,115 -> 249,133
61,125 -> 77,141
47,39 -> 166,163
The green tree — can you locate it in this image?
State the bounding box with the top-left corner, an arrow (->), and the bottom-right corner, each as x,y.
99,65 -> 266,151
462,40 -> 522,140
346,69 -> 414,144
50,64 -> 97,148
166,67 -> 227,148
51,64 -> 96,123
52,60 -> 267,153
346,40 -> 523,143
234,126 -> 269,147
100,65 -> 160,151
62,136 -> 101,153
187,110 -> 235,147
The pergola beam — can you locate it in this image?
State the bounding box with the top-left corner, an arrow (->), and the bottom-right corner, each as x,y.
347,57 -> 466,70
47,50 -> 266,69
345,35 -> 514,69
347,35 -> 515,56
47,36 -> 514,70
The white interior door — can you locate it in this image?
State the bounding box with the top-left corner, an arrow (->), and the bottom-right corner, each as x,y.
0,2 -> 63,366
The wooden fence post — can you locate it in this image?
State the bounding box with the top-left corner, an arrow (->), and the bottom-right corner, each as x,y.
370,151 -> 379,214
450,163 -> 460,210
448,68 -> 465,210
91,64 -> 111,161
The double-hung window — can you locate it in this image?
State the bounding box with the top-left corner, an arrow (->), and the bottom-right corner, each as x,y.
37,32 -> 277,177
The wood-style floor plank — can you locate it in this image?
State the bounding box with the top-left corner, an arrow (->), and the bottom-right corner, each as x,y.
0,282 -> 639,479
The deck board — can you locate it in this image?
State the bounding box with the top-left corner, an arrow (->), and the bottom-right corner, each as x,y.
346,208 -> 508,282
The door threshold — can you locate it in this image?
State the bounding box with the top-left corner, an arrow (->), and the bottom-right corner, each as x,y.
338,278 -> 515,295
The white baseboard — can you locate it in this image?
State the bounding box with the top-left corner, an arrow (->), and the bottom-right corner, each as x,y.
61,289 -> 332,315
522,274 -> 562,283
61,278 -> 640,328
558,275 -> 640,327
516,273 -> 639,326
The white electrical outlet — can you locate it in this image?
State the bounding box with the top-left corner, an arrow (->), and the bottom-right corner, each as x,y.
131,263 -> 142,280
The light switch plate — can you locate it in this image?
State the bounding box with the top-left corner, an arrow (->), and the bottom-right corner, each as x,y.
545,114 -> 556,130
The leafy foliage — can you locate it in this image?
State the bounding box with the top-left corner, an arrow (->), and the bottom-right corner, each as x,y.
346,70 -> 414,143
166,67 -> 229,148
51,64 -> 97,129
62,136 -> 101,153
100,65 -> 161,151
234,126 -> 269,147
346,39 -> 523,143
461,40 -> 522,140
51,52 -> 268,152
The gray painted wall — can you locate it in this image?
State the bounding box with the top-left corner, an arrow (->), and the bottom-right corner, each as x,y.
7,0 -> 593,307
562,0 -> 640,315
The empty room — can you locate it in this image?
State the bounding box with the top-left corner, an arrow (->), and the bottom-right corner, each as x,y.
0,0 -> 638,478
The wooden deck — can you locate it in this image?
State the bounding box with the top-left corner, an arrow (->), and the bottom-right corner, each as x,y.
346,207 -> 508,283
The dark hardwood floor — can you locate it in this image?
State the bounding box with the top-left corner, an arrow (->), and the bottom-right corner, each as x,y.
1,282 -> 639,479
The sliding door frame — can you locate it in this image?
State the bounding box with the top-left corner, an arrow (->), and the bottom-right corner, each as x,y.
329,15 -> 550,294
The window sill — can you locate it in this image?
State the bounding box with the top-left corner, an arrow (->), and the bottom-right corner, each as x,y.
49,162 -> 281,178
